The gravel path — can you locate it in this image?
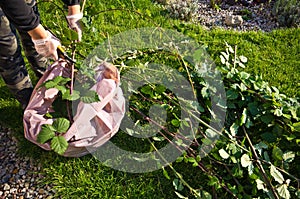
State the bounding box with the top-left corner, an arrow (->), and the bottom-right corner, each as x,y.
0,127 -> 55,199
196,0 -> 279,32
0,1 -> 280,198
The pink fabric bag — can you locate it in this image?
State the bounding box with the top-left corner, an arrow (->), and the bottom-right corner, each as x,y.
23,60 -> 125,157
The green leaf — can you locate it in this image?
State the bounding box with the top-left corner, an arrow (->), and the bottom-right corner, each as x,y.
220,51 -> 229,61
254,142 -> 268,156
239,108 -> 247,126
52,76 -> 71,87
241,154 -> 252,167
293,122 -> 300,132
145,9 -> 152,17
270,165 -> 284,184
201,86 -> 210,98
62,90 -> 80,101
276,184 -> 290,199
51,136 -> 68,155
260,114 -> 274,124
238,62 -> 246,68
248,162 -> 254,175
154,84 -> 166,94
162,168 -> 170,180
176,156 -> 184,163
225,42 -> 234,53
141,85 -> 152,95
274,108 -> 283,116
201,190 -> 212,199
81,90 -> 100,103
229,122 -> 239,138
202,138 -> 212,145
44,80 -> 57,89
152,136 -> 165,141
272,146 -> 283,161
171,119 -> 180,127
256,179 -> 267,192
55,85 -> 67,94
282,151 -> 295,163
207,176 -> 219,186
261,132 -> 277,143
239,55 -> 248,63
264,151 -> 271,162
220,55 -> 226,64
173,179 -> 184,191
174,191 -> 188,199
219,149 -> 230,159
37,125 -> 55,144
52,118 -> 70,133
205,128 -> 218,140
226,89 -> 239,100
175,139 -> 184,146
239,71 -> 250,80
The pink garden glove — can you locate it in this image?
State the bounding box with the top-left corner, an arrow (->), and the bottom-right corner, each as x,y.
66,13 -> 83,42
32,30 -> 61,60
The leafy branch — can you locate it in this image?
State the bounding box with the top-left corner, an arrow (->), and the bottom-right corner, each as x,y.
111,41 -> 299,198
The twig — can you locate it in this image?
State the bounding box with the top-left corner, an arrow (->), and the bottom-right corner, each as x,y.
242,126 -> 279,199
149,141 -> 202,198
130,106 -> 192,152
233,45 -> 237,69
260,159 -> 300,189
224,165 -> 247,196
177,54 -> 197,98
81,0 -> 86,13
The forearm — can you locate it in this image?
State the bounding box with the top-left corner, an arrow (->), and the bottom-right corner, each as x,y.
0,0 -> 40,32
68,5 -> 81,15
28,24 -> 48,40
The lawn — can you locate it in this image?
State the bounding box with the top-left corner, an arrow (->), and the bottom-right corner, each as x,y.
0,0 -> 299,198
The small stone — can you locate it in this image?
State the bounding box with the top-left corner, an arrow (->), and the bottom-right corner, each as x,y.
25,192 -> 32,198
2,174 -> 11,183
24,182 -> 30,188
225,15 -> 243,26
38,189 -> 45,194
9,188 -> 17,194
3,183 -> 10,191
12,168 -> 19,174
0,191 -> 3,196
19,196 -> 24,199
19,169 -> 26,175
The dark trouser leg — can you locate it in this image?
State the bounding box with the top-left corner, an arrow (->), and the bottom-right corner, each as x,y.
0,8 -> 33,109
19,3 -> 49,78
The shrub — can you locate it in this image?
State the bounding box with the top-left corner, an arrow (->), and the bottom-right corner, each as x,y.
272,0 -> 300,27
162,0 -> 198,21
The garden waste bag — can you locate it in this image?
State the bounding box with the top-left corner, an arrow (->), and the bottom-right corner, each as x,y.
23,60 -> 125,157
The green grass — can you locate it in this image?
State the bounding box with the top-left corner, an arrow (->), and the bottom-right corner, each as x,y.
0,0 -> 299,198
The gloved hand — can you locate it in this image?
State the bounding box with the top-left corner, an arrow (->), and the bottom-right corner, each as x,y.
66,13 -> 83,42
32,31 -> 61,60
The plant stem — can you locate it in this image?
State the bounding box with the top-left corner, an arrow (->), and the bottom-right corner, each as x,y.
260,159 -> 300,189
242,126 -> 280,199
233,45 -> 237,69
224,164 -> 247,196
81,0 -> 86,13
